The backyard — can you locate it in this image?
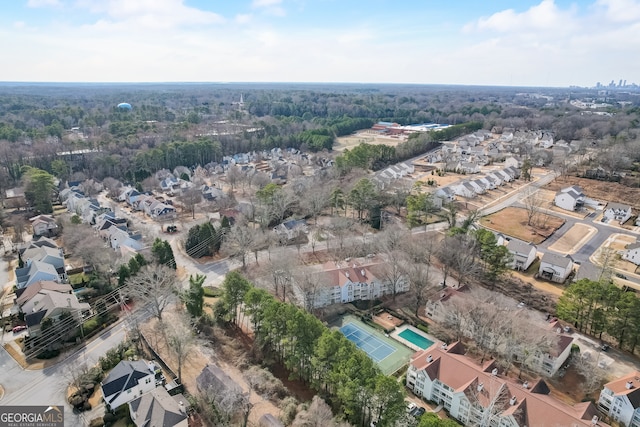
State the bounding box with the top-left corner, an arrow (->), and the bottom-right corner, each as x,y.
479,207 -> 565,244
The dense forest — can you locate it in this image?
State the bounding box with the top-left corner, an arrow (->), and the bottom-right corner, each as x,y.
1,83 -> 640,190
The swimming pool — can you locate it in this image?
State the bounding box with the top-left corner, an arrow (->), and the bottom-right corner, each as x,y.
398,328 -> 434,350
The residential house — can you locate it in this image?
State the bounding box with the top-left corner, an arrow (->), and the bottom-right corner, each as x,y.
503,166 -> 521,180
540,133 -> 554,149
201,185 -> 225,201
406,343 -> 606,427
479,176 -> 497,190
3,187 -> 26,209
539,252 -> 574,283
435,187 -> 456,203
29,215 -> 59,237
598,372 -> 640,427
503,157 -> 520,169
469,180 -> 487,195
487,172 -> 504,186
603,203 -> 633,224
459,162 -> 480,174
196,364 -> 248,412
16,260 -> 62,289
159,176 -> 180,193
452,182 -> 477,199
101,360 -> 157,410
623,242 -> 640,266
506,239 -> 537,271
554,186 -> 585,211
273,219 -> 308,241
18,236 -> 59,254
129,387 -> 188,427
15,280 -> 89,337
106,227 -> 144,252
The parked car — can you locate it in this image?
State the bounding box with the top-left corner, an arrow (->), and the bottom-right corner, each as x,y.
601,344 -> 610,352
406,402 -> 417,413
410,407 -> 426,418
12,325 -> 27,333
615,273 -> 628,280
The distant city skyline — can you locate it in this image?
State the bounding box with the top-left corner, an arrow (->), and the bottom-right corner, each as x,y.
1,0 -> 639,87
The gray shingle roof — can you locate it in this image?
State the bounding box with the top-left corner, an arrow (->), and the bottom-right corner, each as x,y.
541,252 -> 573,269
129,387 -> 187,427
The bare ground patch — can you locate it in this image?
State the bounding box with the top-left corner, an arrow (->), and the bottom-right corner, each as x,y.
545,176 -> 640,210
480,207 -> 565,244
547,224 -> 597,254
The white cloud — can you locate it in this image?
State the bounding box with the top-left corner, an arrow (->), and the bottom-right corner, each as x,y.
594,0 -> 640,22
13,21 -> 26,28
251,0 -> 285,16
27,0 -> 61,7
235,14 -> 252,24
465,0 -> 577,33
251,0 -> 282,8
75,0 -> 225,29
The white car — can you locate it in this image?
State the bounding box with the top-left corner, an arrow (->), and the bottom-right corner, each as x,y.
406,402 -> 417,413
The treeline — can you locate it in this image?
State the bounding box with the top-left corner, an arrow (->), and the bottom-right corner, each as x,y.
217,272 -> 405,426
556,279 -> 640,352
292,117 -> 374,151
336,122 -> 483,172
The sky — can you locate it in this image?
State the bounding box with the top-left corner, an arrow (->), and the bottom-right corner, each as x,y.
1,0 -> 639,87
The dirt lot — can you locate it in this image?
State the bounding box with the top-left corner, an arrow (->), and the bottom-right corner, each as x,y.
545,176 -> 640,210
480,207 -> 565,244
417,173 -> 463,187
334,132 -> 405,152
547,224 -> 597,254
140,307 -> 282,425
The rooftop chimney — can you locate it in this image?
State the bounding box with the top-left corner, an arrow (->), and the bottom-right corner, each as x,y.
591,415 -> 599,425
361,270 -> 366,276
626,381 -> 634,390
510,396 -> 517,406
477,383 -> 484,392
427,355 -> 433,363
522,381 -> 529,389
441,343 -> 448,351
491,368 -> 498,376
178,401 -> 186,414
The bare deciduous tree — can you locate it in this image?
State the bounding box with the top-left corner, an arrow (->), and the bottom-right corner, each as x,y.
126,264 -> 177,322
522,188 -> 545,227
166,315 -> 195,384
221,223 -> 259,269
178,187 -> 202,219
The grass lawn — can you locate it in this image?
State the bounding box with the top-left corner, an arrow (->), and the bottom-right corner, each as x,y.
480,207 -> 564,244
68,273 -> 89,286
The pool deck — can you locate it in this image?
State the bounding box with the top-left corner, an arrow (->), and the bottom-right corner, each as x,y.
391,324 -> 438,352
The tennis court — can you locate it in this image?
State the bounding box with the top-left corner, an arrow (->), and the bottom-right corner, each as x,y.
340,322 -> 396,363
337,315 -> 414,375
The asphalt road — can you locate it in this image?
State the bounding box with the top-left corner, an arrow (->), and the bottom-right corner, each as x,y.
0,322 -> 129,425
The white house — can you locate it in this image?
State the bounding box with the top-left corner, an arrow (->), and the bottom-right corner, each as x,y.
598,371 -> 640,427
506,239 -> 537,271
435,187 -> 456,203
479,176 -> 497,190
406,343 -> 605,427
554,186 -> 585,211
29,215 -> 59,237
487,172 -> 504,186
469,180 -> 487,194
603,203 -> 632,224
539,252 -> 574,283
301,260 -> 408,309
623,242 -> 640,266
452,182 -> 477,199
101,360 -> 156,410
